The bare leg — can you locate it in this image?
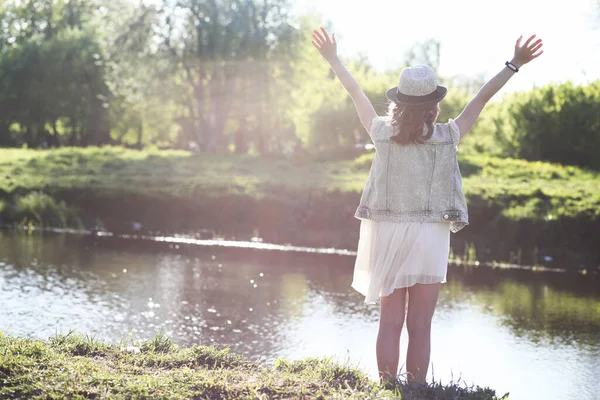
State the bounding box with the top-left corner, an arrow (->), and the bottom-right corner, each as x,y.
405,283 -> 441,382
377,287 -> 407,383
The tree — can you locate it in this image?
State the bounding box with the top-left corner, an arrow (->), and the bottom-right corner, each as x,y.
0,28 -> 110,147
0,0 -> 110,147
403,38 -> 441,72
156,0 -> 299,153
98,1 -> 180,148
494,81 -> 600,169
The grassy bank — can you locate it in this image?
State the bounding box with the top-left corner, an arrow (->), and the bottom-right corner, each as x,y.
2,147 -> 598,221
0,332 -> 505,399
0,147 -> 599,266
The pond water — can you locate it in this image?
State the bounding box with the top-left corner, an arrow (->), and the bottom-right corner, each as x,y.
0,231 -> 598,399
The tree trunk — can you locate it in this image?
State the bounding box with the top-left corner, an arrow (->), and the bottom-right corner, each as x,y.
136,119 -> 143,149
24,125 -> 37,148
49,120 -> 61,147
234,128 -> 248,154
0,122 -> 11,146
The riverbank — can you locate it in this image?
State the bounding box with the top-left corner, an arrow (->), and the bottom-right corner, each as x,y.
0,332 -> 505,399
1,147 -> 599,268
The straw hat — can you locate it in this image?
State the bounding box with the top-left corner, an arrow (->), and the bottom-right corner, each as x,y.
386,65 -> 447,106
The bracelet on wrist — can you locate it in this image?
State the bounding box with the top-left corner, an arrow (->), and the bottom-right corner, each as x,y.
505,61 -> 519,73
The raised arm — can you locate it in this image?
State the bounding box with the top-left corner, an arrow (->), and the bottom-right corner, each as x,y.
455,35 -> 544,138
312,27 -> 377,136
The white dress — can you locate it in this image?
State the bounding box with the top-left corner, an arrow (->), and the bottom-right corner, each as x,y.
352,220 -> 450,304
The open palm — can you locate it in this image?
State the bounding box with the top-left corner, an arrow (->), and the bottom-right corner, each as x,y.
312,27 -> 337,62
513,35 -> 544,67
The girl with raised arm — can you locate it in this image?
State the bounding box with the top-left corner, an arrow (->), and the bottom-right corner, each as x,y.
312,27 -> 543,383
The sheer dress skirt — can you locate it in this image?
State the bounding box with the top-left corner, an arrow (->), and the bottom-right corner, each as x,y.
352,220 -> 450,304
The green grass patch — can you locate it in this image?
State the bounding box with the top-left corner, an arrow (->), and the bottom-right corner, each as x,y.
459,154 -> 600,221
1,147 -> 598,225
0,147 -> 366,200
0,332 -> 506,399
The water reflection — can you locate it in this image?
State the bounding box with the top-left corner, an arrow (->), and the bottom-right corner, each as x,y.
441,268 -> 600,347
0,232 -> 599,399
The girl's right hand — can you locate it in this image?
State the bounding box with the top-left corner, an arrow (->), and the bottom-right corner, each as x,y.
511,35 -> 544,68
312,27 -> 338,63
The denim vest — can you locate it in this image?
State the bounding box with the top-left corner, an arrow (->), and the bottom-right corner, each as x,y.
354,117 -> 468,233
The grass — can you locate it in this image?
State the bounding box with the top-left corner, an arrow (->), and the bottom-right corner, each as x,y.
0,331 -> 507,399
0,147 -> 367,200
457,155 -> 600,221
0,147 -> 598,224
11,191 -> 82,228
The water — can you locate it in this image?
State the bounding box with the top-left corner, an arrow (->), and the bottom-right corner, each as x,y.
0,232 -> 599,399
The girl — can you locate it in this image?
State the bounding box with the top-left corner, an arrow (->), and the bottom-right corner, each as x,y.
312,27 -> 543,383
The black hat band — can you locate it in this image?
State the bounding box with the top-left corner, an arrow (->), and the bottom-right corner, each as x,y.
395,88 -> 443,104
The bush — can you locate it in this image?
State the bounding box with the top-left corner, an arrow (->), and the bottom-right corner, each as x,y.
494,81 -> 600,169
13,192 -> 78,228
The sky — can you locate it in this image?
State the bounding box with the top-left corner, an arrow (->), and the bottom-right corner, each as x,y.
293,0 -> 600,93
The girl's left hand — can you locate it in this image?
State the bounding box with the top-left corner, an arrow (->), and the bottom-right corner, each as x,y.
511,34 -> 544,68
312,27 -> 338,63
